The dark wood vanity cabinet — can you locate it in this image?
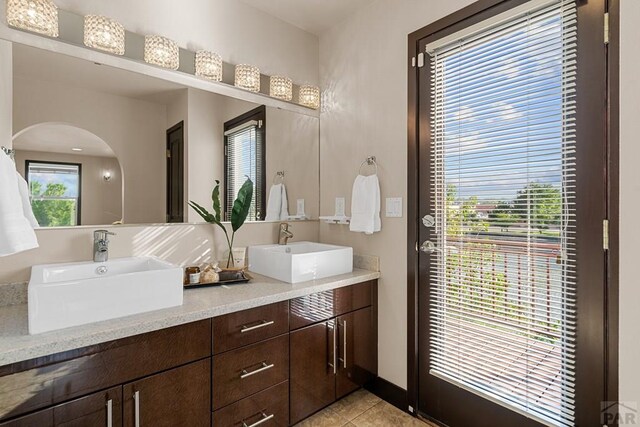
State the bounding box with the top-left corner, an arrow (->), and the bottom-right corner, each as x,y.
0,280 -> 377,427
0,387 -> 122,427
289,281 -> 378,424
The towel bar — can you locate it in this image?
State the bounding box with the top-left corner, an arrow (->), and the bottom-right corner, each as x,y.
358,156 -> 377,175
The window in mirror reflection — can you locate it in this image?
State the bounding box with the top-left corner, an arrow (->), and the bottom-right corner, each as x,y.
224,106 -> 266,221
26,161 -> 82,227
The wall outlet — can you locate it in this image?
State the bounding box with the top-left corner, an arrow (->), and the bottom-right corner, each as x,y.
335,197 -> 346,217
385,197 -> 403,218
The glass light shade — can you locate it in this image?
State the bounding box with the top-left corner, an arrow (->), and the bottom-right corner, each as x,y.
84,15 -> 125,55
234,64 -> 260,92
269,76 -> 293,101
6,0 -> 58,37
299,85 -> 320,109
144,35 -> 179,70
195,50 -> 222,81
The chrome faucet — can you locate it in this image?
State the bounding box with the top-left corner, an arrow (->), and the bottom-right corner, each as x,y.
93,230 -> 116,262
278,223 -> 293,245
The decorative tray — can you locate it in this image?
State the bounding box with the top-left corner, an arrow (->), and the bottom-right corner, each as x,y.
184,270 -> 252,289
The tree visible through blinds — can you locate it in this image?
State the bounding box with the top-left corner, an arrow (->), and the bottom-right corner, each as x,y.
225,113 -> 265,221
427,0 -> 577,425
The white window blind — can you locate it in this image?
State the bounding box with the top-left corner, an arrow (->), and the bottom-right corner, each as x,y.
427,0 -> 576,426
225,120 -> 264,221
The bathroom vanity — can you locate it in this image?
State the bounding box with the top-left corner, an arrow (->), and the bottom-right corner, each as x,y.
0,271 -> 379,426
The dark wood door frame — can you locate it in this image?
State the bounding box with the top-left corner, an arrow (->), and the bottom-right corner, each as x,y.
407,0 -> 620,423
166,121 -> 184,223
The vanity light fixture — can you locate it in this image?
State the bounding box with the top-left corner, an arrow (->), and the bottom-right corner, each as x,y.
144,35 -> 179,70
195,50 -> 223,81
269,76 -> 293,101
6,0 -> 59,37
299,85 -> 320,109
234,64 -> 260,93
83,15 -> 125,55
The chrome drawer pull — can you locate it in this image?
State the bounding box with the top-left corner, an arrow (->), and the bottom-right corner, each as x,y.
240,320 -> 275,333
242,412 -> 274,427
106,398 -> 113,427
240,361 -> 274,379
343,320 -> 347,368
133,391 -> 140,427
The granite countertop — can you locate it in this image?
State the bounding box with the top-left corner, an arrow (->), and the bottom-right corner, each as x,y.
0,269 -> 380,367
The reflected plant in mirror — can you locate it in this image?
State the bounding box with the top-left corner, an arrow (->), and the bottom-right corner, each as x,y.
189,179 -> 253,268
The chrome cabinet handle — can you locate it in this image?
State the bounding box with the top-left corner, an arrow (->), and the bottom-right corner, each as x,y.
106,398 -> 112,427
240,362 -> 274,379
240,320 -> 275,333
342,320 -> 347,368
242,412 -> 274,427
329,321 -> 337,374
133,391 -> 140,427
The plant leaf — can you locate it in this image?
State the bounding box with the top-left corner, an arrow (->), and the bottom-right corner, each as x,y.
188,201 -> 216,224
211,180 -> 222,223
231,178 -> 254,232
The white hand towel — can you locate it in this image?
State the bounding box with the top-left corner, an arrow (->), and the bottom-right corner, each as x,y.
0,153 -> 39,257
265,184 -> 283,221
279,183 -> 289,221
16,172 -> 39,228
349,174 -> 381,234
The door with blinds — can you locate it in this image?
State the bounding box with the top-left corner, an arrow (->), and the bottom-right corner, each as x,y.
412,0 -> 607,425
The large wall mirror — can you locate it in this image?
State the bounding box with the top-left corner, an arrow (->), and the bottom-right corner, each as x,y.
10,43 -> 320,227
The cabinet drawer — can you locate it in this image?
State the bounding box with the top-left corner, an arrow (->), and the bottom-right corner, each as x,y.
213,301 -> 289,354
212,381 -> 289,427
0,319 -> 211,422
290,281 -> 373,330
213,334 -> 289,410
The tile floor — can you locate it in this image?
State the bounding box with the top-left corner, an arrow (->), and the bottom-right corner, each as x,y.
294,389 -> 438,427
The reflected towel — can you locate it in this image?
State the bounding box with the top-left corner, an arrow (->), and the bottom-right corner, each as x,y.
16,172 -> 39,228
265,183 -> 289,221
349,174 -> 381,234
0,152 -> 38,257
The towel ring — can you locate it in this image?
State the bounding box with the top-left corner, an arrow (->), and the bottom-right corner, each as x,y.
358,156 -> 378,176
1,146 -> 15,161
273,171 -> 285,184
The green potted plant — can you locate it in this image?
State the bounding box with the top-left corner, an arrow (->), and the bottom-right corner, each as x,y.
189,178 -> 253,269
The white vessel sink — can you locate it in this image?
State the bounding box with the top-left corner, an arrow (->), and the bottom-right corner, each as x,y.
248,242 -> 353,284
28,257 -> 183,334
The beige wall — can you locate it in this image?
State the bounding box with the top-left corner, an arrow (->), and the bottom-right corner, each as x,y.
0,40 -> 10,148
51,0 -> 319,86
317,0 -> 484,389
0,221 -> 320,284
14,150 -> 123,226
619,0 -> 640,408
13,77 -> 167,224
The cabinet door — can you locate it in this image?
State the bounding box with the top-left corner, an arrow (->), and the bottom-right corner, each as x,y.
0,387 -> 121,427
336,307 -> 377,399
123,359 -> 210,427
289,320 -> 336,425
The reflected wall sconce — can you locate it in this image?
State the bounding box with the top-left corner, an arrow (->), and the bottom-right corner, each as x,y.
234,64 -> 260,92
195,50 -> 223,81
103,171 -> 112,182
270,76 -> 292,101
299,85 -> 320,109
6,0 -> 59,37
144,35 -> 179,70
83,15 -> 125,55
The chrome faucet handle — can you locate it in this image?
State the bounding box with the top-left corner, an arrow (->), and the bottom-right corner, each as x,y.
94,230 -> 116,239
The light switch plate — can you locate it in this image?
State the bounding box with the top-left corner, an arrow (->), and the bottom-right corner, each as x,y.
386,197 -> 403,218
335,197 -> 346,217
296,199 -> 305,216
